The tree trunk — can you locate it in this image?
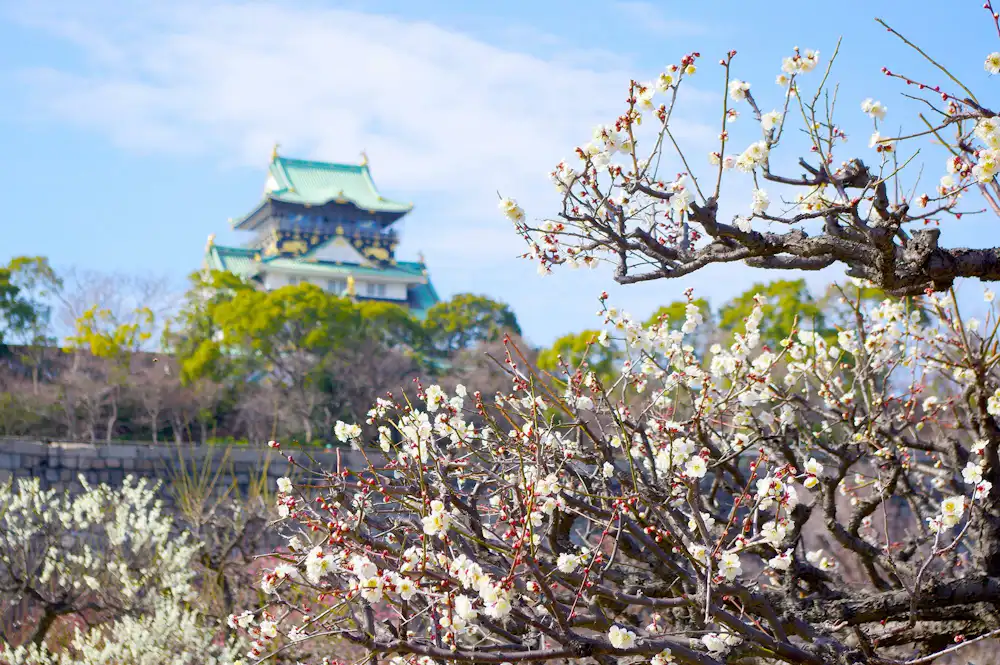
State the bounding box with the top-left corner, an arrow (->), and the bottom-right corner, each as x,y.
30,608 -> 59,646
170,416 -> 184,445
105,393 -> 118,444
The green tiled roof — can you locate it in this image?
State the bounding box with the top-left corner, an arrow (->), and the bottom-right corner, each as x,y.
408,279 -> 440,319
261,257 -> 428,282
206,245 -> 259,278
267,157 -> 412,213
204,245 -> 440,318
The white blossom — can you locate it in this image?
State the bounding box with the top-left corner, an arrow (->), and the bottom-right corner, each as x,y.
608,625 -> 637,649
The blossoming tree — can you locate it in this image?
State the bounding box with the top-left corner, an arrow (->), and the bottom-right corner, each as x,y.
237,9 -> 1000,665
0,476 -> 245,664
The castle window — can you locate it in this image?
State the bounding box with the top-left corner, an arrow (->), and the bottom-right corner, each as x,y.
328,278 -> 347,293
366,282 -> 387,297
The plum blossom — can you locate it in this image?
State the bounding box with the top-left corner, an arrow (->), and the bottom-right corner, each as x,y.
718,551 -> 742,580
761,110 -> 782,131
986,52 -> 1000,75
861,98 -> 887,120
768,549 -> 793,571
685,455 -> 708,478
334,420 -> 362,442
422,499 -> 451,538
938,495 -> 965,530
608,625 -> 637,649
751,188 -> 770,215
499,197 -> 525,222
728,79 -> 750,102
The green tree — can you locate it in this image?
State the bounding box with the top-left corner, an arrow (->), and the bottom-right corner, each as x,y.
171,278 -> 368,443
423,294 -> 521,354
643,297 -> 715,351
356,300 -> 426,350
537,329 -> 619,385
1,257 -> 62,392
0,257 -> 60,344
65,305 -> 154,442
642,298 -> 711,328
718,279 -> 827,347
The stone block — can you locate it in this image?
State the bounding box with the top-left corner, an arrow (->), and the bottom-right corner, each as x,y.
45,469 -> 59,482
123,459 -> 135,471
0,441 -> 46,456
60,469 -> 73,482
104,445 -> 139,460
91,460 -> 105,470
0,453 -> 15,469
106,458 -> 121,469
98,471 -> 110,483
63,456 -> 79,469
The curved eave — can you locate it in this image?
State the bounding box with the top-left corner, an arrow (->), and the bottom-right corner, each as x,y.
231,200 -> 272,230
271,191 -> 413,215
233,197 -> 411,231
268,156 -> 413,213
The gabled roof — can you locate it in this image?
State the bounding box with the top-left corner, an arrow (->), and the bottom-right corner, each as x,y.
407,278 -> 440,319
265,156 -> 412,214
204,244 -> 439,319
261,257 -> 429,283
205,244 -> 434,284
205,244 -> 259,279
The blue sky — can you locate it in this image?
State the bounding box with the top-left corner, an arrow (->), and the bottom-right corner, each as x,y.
2,0 -> 998,345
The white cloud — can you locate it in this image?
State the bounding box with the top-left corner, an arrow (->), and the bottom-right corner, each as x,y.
11,0 -> 723,344
17,3 -> 632,186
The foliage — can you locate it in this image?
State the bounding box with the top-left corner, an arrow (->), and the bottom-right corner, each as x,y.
0,257 -> 60,349
643,297 -> 711,329
717,279 -> 826,346
174,279 -> 354,384
65,306 -> 154,364
537,328 -> 619,384
356,300 -> 427,351
423,293 -> 521,354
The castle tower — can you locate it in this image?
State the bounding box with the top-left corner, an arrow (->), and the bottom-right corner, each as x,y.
204,148 -> 439,317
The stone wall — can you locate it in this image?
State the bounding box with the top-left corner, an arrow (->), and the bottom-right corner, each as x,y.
0,440 -> 364,502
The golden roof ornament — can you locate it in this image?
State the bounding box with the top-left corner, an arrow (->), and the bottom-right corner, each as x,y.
360,150 -> 369,166
271,143 -> 280,161
345,275 -> 356,298
205,233 -> 216,250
